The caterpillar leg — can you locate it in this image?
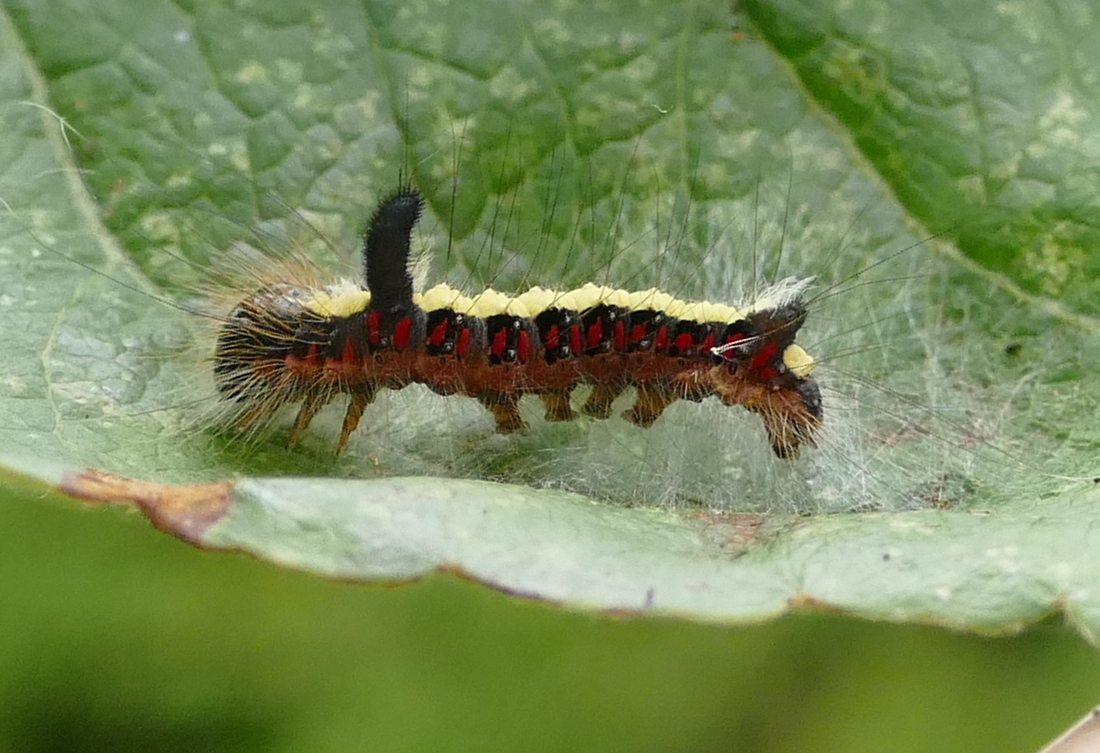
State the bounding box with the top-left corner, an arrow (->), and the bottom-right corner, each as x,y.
288,392 -> 330,446
337,383 -> 379,454
480,392 -> 527,433
540,390 -> 576,422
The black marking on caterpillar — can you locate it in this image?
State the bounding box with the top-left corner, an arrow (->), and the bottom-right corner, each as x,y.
363,188 -> 421,315
213,187 -> 823,459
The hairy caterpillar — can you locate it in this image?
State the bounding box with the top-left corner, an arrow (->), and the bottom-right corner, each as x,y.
215,187 -> 822,459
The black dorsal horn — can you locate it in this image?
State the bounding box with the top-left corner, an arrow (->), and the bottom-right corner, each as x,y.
363,187 -> 423,312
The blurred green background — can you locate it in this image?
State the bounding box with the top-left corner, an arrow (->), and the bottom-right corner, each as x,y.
1,490 -> 1096,753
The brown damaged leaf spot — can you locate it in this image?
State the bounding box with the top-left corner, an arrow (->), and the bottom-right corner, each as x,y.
786,592 -> 846,614
58,469 -> 234,545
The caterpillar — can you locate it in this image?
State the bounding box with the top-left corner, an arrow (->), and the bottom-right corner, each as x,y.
214,187 -> 823,460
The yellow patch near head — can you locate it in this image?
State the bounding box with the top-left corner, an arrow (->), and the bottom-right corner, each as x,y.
703,301 -> 746,324
783,344 -> 815,379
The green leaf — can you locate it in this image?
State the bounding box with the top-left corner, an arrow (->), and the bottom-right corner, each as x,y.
32,467 -> 1100,633
2,0 -> 1100,637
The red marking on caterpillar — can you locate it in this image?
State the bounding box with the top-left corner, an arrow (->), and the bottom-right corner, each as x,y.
429,320 -> 448,348
517,330 -> 531,363
613,321 -> 627,351
394,318 -> 413,350
655,327 -> 669,351
570,325 -> 583,356
545,324 -> 560,351
587,318 -> 604,349
456,328 -> 472,358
